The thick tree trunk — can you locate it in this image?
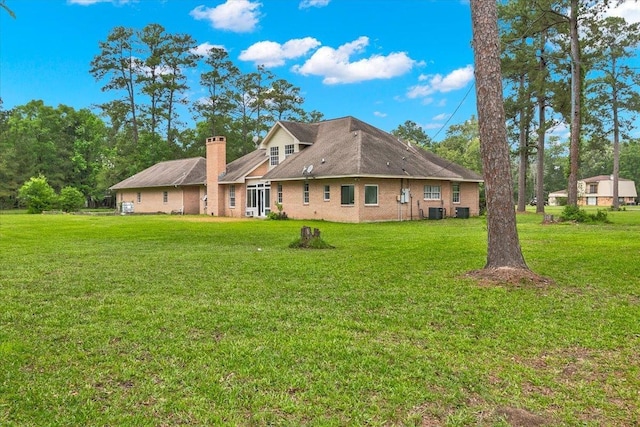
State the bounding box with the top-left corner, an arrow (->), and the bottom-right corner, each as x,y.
536,35 -> 547,215
470,0 -> 528,270
517,75 -> 528,213
612,71 -> 620,210
567,0 -> 581,207
536,94 -> 546,214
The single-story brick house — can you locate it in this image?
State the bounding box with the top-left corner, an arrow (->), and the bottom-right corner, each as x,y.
110,116 -> 483,222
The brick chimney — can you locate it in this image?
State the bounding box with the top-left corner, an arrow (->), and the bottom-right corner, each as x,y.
206,136 -> 226,216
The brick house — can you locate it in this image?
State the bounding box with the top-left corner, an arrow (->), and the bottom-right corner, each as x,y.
110,116 -> 483,222
577,175 -> 638,206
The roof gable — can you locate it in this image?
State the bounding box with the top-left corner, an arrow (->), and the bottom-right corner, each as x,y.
263,116 -> 483,182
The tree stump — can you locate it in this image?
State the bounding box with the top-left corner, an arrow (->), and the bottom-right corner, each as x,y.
300,226 -> 321,243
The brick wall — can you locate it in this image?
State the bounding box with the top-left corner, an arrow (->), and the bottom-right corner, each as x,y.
273,178 -> 480,222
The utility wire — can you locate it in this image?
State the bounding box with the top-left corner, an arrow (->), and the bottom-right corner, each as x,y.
431,82 -> 475,141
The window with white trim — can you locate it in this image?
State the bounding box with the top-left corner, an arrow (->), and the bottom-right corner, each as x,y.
284,144 -> 294,158
229,185 -> 236,208
323,185 -> 330,201
452,183 -> 460,203
364,185 -> 378,205
303,182 -> 309,204
270,146 -> 279,166
423,185 -> 441,200
341,185 -> 355,205
277,183 -> 283,204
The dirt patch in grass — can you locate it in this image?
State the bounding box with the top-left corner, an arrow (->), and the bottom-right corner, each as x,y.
494,407 -> 550,426
465,267 -> 555,288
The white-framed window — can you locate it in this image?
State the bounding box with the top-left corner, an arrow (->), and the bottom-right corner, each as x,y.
163,191 -> 168,203
277,183 -> 283,204
284,144 -> 294,158
229,185 -> 236,208
324,185 -> 330,201
423,185 -> 441,200
137,192 -> 141,203
589,183 -> 597,194
364,185 -> 378,205
303,182 -> 309,204
452,183 -> 460,203
270,146 -> 279,166
341,185 -> 355,205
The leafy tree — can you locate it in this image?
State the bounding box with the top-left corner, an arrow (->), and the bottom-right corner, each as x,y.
470,0 -> 528,271
90,26 -> 140,145
620,139 -> 640,197
59,186 -> 85,212
138,23 -> 170,140
584,16 -> 640,209
432,117 -> 482,174
195,47 -> 241,137
391,120 -> 432,148
160,32 -> 198,148
18,175 -> 57,213
297,109 -> 325,123
500,0 -> 540,211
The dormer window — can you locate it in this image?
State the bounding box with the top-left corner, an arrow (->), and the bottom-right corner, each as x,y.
270,146 -> 279,166
285,144 -> 294,158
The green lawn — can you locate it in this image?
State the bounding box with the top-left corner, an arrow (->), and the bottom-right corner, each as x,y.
1,209 -> 638,426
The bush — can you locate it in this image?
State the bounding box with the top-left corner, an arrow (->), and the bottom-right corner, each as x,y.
560,205 -> 609,223
59,186 -> 85,212
17,175 -> 57,214
267,202 -> 288,220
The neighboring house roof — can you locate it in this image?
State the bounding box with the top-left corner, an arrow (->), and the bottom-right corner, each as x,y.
110,157 -> 206,190
219,149 -> 268,184
263,116 -> 483,182
581,175 -> 634,183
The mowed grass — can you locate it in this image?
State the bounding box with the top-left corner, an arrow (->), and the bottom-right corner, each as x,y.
0,208 -> 638,426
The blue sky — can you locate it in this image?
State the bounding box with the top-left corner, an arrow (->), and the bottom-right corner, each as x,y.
1,0 -> 639,140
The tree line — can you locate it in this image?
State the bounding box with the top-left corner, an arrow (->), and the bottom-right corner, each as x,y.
0,23 -> 323,208
499,0 -> 640,210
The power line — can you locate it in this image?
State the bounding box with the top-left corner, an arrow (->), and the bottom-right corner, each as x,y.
430,82 -> 475,141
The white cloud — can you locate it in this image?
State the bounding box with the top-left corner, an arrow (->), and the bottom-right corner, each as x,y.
407,65 -> 474,98
605,1 -> 640,24
432,113 -> 450,121
373,111 -> 387,118
239,37 -> 321,67
422,123 -> 443,130
299,0 -> 330,9
190,0 -> 262,33
192,42 -> 227,57
292,36 -> 417,84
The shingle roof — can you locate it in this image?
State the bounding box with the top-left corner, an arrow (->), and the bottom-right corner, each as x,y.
263,116 -> 483,182
219,149 -> 268,184
110,157 -> 206,190
582,175 -> 633,182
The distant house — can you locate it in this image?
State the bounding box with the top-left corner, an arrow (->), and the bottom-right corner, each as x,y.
577,175 -> 637,206
110,116 -> 483,222
548,190 -> 568,207
548,175 -> 638,207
